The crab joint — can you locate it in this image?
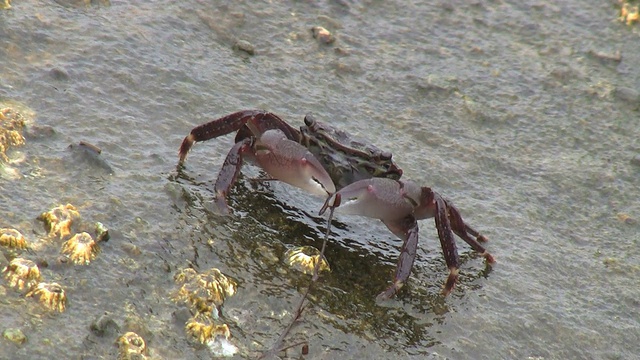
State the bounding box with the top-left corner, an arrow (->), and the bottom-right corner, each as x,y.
319,193 -> 341,216
442,267 -> 460,296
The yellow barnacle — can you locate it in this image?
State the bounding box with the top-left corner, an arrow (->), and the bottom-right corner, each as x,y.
0,228 -> 29,250
172,280 -> 218,316
2,257 -> 41,290
198,268 -> 237,305
38,204 -> 80,239
185,316 -> 231,344
61,232 -> 100,265
621,3 -> 640,25
173,267 -> 198,284
186,315 -> 239,356
26,282 -> 67,312
284,246 -> 330,275
172,267 -> 237,318
0,107 -> 26,162
116,331 -> 148,360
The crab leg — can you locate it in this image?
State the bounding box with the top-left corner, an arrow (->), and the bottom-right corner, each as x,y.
431,191 -> 460,295
446,202 -> 495,264
178,110 -> 299,165
213,138 -> 254,214
378,215 -> 419,300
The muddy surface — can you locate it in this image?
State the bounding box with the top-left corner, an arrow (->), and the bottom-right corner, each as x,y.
1,1 -> 639,359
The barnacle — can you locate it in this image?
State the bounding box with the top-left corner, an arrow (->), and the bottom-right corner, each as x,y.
0,107 -> 26,162
2,257 -> 40,290
198,268 -> 237,304
61,232 -> 99,265
0,228 -> 29,250
185,316 -> 239,356
38,204 -> 80,239
284,246 -> 330,275
620,2 -> 639,25
173,267 -> 198,284
26,282 -> 66,312
172,268 -> 237,318
116,331 -> 147,360
185,316 -> 231,344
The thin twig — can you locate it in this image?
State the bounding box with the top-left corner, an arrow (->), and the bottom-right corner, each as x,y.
258,207 -> 336,359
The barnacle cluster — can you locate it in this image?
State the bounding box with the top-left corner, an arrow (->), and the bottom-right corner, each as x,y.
284,245 -> 331,275
172,267 -> 239,356
2,205 -> 111,313
38,203 -> 81,239
0,228 -> 29,250
2,257 -> 41,290
39,204 -> 109,265
26,282 -> 67,312
172,267 -> 237,318
116,331 -> 148,360
4,261 -> 68,312
0,107 -> 26,162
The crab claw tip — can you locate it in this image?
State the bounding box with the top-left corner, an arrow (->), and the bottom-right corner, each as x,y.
442,267 -> 460,296
319,193 -> 341,216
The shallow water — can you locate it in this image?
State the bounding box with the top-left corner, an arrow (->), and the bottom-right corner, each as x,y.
1,0 -> 639,359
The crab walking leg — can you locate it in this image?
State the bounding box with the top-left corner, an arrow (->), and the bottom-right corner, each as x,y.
432,192 -> 460,295
464,224 -> 489,243
178,110 -> 299,165
447,203 -> 496,264
255,130 -> 336,197
377,215 -> 419,300
213,138 -> 254,213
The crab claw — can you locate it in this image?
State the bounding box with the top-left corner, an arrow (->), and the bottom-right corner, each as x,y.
256,130 -> 336,197
320,177 -> 493,298
319,178 -> 421,219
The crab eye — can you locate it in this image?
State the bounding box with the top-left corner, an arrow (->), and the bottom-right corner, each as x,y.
304,114 -> 317,127
380,151 -> 392,160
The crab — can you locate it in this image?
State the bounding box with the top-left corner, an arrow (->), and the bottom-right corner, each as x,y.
178,110 -> 494,298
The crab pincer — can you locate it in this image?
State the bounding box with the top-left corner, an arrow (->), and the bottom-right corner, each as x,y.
320,178 -> 494,298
